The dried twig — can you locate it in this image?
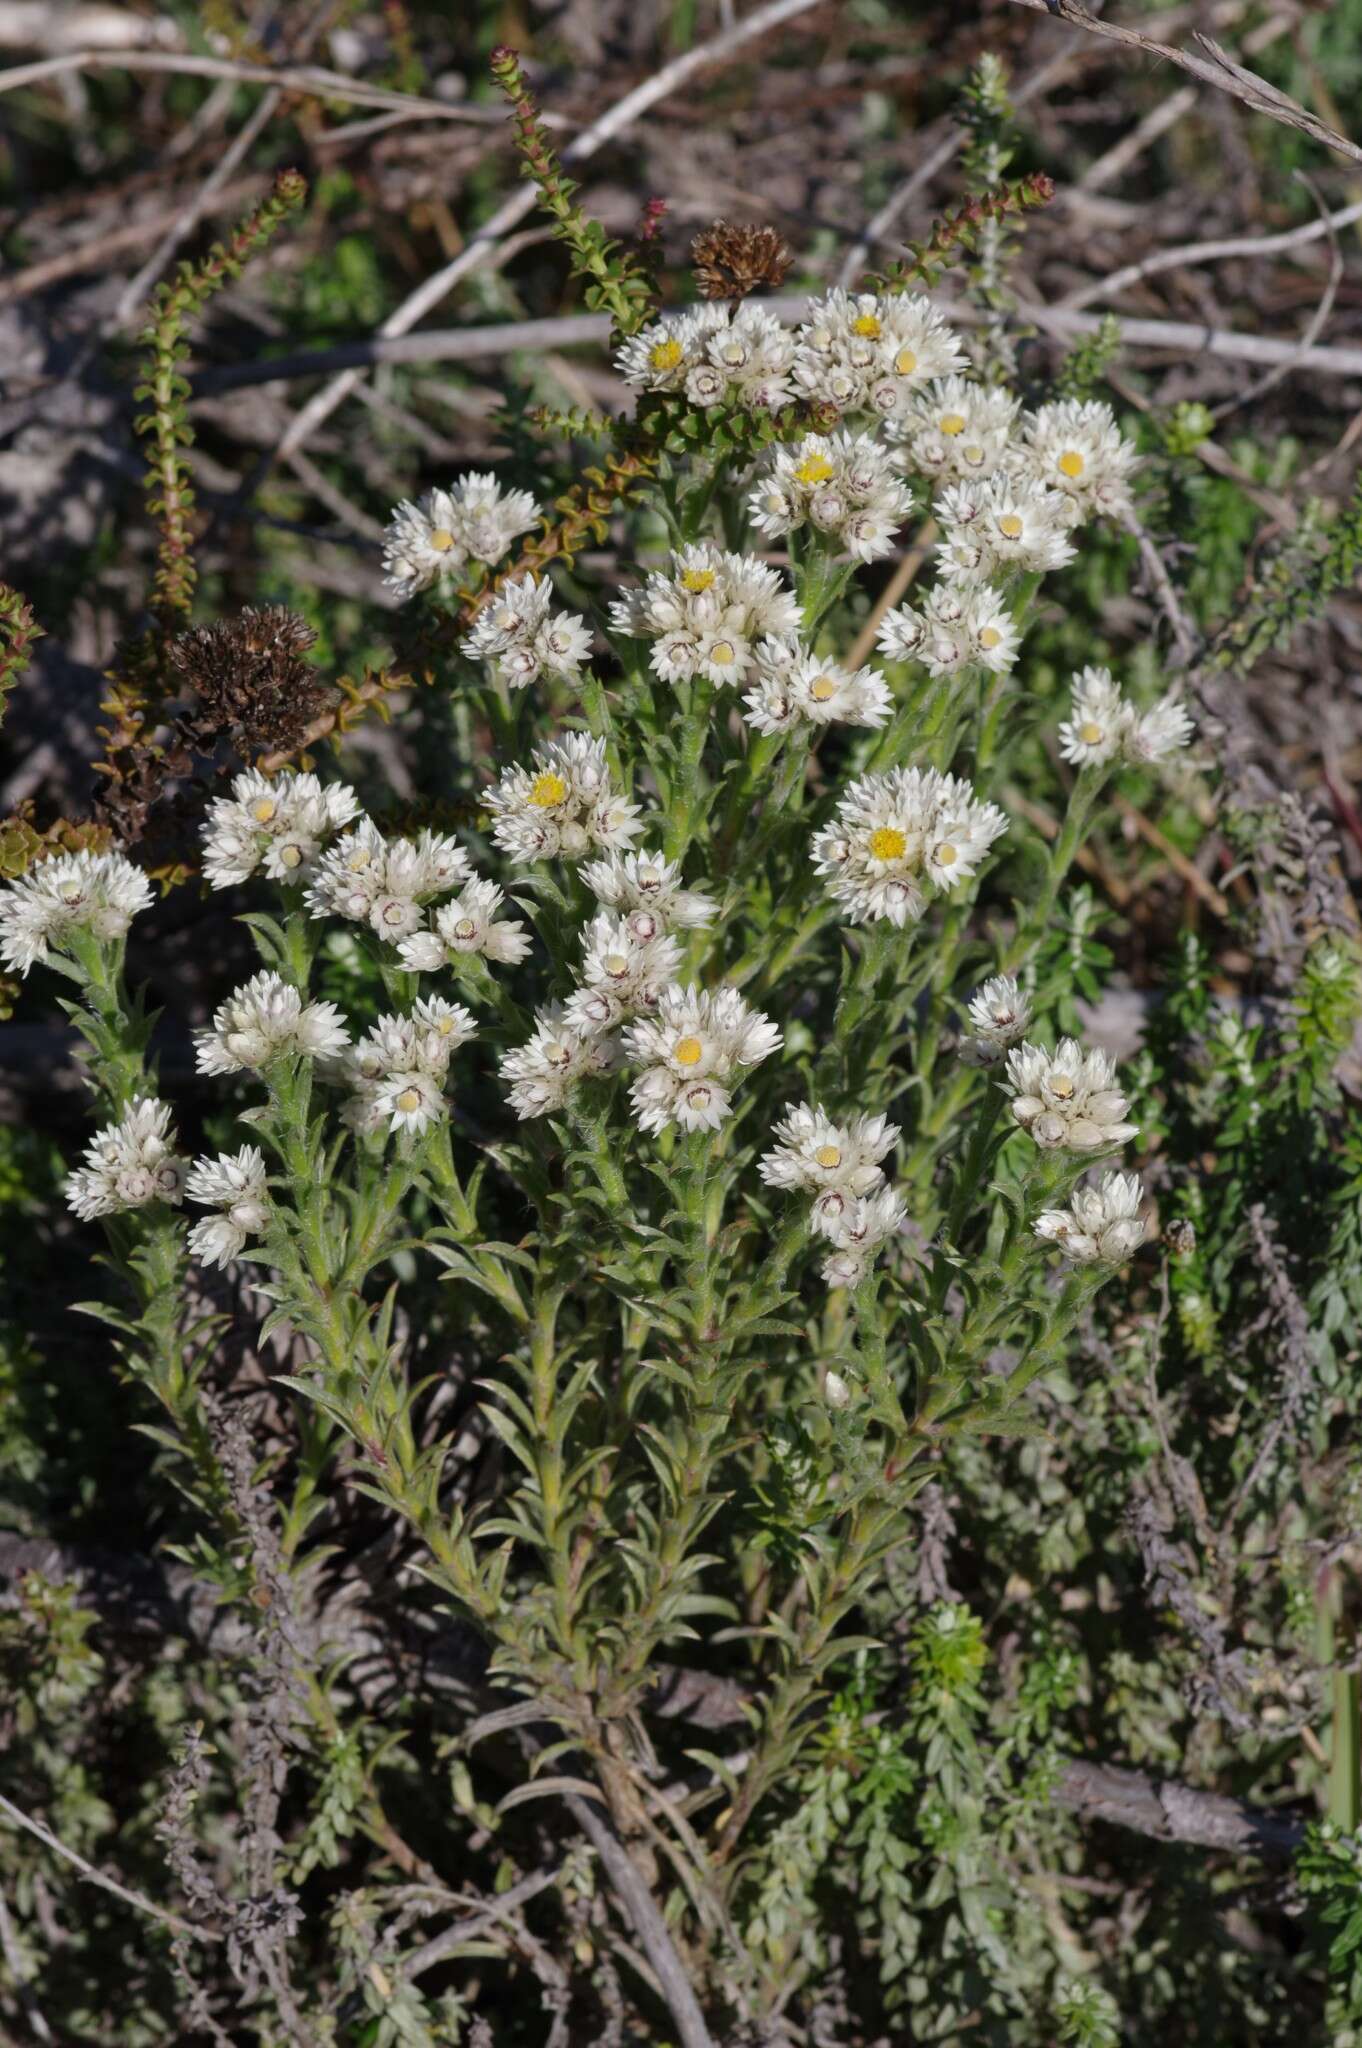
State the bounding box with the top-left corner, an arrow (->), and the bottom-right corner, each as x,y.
0,1790 -> 218,1943
1059,192 -> 1362,313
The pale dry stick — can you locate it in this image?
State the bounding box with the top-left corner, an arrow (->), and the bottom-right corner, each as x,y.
1208,172 -> 1345,423
0,174 -> 265,308
1112,791 -> 1231,920
846,524 -> 937,669
1060,193 -> 1362,313
1123,509 -> 1201,668
0,1790 -> 218,1944
0,46 -> 533,124
1008,295 -> 1362,378
1005,0 -> 1362,170
264,0 -> 827,473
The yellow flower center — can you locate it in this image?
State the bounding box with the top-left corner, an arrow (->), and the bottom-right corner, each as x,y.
809,675 -> 838,702
940,412 -> 967,436
997,513 -> 1024,539
894,347 -> 917,376
396,1087 -> 422,1113
680,568 -> 716,593
528,771 -> 569,808
650,337 -> 684,371
455,919 -> 476,939
936,843 -> 958,866
1058,449 -> 1086,478
434,1014 -> 455,1035
604,953 -> 630,976
708,640 -> 736,666
57,882 -> 83,903
853,313 -> 882,338
347,849 -> 372,871
794,453 -> 835,486
251,798 -> 277,824
814,1144 -> 843,1169
674,1036 -> 704,1067
979,627 -> 1001,649
868,826 -> 907,862
1079,720 -> 1104,745
1051,1076 -> 1074,1098
429,528 -> 456,553
963,442 -> 985,465
280,845 -> 303,869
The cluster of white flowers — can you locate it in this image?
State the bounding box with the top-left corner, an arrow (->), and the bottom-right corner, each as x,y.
759,1103 -> 905,1286
1058,665 -> 1193,770
397,879 -> 532,971
742,639 -> 892,736
1016,399 -> 1138,523
305,822 -> 472,944
890,375 -> 1020,482
383,473 -> 540,599
607,543 -> 801,688
185,1146 -> 271,1268
1005,1039 -> 1138,1151
812,766 -> 1008,927
790,290 -> 964,419
460,573 -> 593,691
747,430 -> 914,562
0,849 -> 152,978
876,583 -> 1021,679
957,974 -> 1033,1067
339,997 -> 476,1137
485,734 -> 642,865
499,1008 -> 621,1120
196,971 -> 350,1077
201,770 -> 360,890
616,302 -> 795,411
564,913 -> 683,1035
65,1099 -> 186,1221
1034,1171 -> 1147,1264
936,472 -> 1076,584
581,850 -> 717,931
622,984 -> 781,1134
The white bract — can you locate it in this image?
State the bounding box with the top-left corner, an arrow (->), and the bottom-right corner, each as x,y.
936,471 -> 1077,584
742,641 -> 892,736
820,1186 -> 910,1289
580,850 -> 717,932
185,1146 -> 271,1268
1058,666 -> 1194,770
616,301 -> 795,411
341,997 -> 476,1137
1034,1172 -> 1148,1263
791,289 -> 965,419
1016,399 -> 1138,523
305,822 -> 473,943
759,1103 -> 900,1243
1005,1039 -> 1138,1151
196,971 -> 350,1076
747,430 -> 914,562
397,879 -> 533,971
607,543 -> 801,688
890,374 -> 1020,482
460,573 -> 593,691
812,767 -> 1008,926
0,850 -> 152,977
65,1099 -> 186,1221
958,974 -> 1033,1066
877,583 -> 1021,678
382,473 -> 540,598
201,770 -> 360,889
500,1007 -> 621,1120
485,734 -> 642,864
623,984 -> 781,1135
563,912 -> 684,1035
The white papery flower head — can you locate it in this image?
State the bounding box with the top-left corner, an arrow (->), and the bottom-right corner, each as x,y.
563,913 -> 684,1035
742,640 -> 892,736
305,821 -> 473,944
0,849 -> 153,977
607,543 -> 801,689
876,583 -> 1021,678
747,430 -> 914,562
622,983 -> 781,1135
890,374 -> 1021,481
397,878 -> 533,972
616,301 -> 796,411
759,1103 -> 900,1241
195,971 -> 350,1076
500,1006 -> 621,1119
936,471 -> 1077,583
580,850 -> 717,932
341,997 -> 476,1137
1058,666 -> 1194,770
486,733 -> 643,864
65,1098 -> 187,1221
819,1185 -> 909,1288
201,770 -> 361,889
185,1145 -> 271,1268
812,766 -> 1008,927
382,473 -> 540,598
1034,1171 -> 1148,1263
1017,399 -> 1138,522
460,572 -> 594,691
792,290 -> 965,418
958,974 -> 1033,1066
1005,1038 -> 1138,1151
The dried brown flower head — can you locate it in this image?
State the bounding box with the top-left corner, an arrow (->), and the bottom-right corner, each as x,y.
168,607 -> 330,757
690,222 -> 793,301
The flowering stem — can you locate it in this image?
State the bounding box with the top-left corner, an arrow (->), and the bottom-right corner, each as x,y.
1002,763 -> 1109,974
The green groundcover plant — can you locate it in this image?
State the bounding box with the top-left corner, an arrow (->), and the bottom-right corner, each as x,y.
4,47 -> 1362,2048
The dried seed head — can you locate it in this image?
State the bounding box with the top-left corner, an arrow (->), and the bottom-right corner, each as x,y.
167,607 -> 329,755
690,221 -> 793,301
